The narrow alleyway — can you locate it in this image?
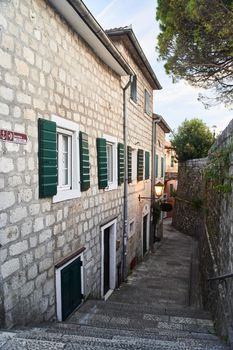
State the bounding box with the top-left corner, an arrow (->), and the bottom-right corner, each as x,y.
0,220 -> 229,349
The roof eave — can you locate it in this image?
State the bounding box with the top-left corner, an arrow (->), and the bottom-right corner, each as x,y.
107,28 -> 162,90
47,0 -> 133,76
153,114 -> 171,133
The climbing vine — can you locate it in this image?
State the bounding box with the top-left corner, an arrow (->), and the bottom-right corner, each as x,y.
204,141 -> 233,194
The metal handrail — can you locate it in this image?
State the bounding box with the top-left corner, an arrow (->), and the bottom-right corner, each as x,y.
208,272 -> 233,282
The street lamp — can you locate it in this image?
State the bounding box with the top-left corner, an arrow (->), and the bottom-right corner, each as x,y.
154,181 -> 164,199
138,181 -> 164,202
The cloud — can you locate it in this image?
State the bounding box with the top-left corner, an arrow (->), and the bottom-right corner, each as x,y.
97,0 -> 119,21
86,0 -> 232,132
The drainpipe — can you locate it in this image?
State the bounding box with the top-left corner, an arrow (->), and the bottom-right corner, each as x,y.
150,116 -> 161,248
122,76 -> 133,282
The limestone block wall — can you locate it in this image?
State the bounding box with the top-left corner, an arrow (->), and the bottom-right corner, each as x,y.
155,123 -> 166,181
0,0 -> 123,328
114,42 -> 153,268
172,120 -> 233,341
0,0 -> 155,328
172,158 -> 207,239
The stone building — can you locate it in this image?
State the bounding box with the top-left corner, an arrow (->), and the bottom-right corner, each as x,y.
106,27 -> 162,268
164,140 -> 178,217
0,0 -> 161,327
152,114 -> 171,185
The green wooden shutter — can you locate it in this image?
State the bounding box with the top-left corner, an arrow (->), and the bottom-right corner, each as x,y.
79,131 -> 90,191
161,157 -> 164,177
118,143 -> 124,185
145,151 -> 150,180
38,118 -> 57,198
96,138 -> 107,189
127,146 -> 132,184
137,149 -> 144,181
155,154 -> 159,177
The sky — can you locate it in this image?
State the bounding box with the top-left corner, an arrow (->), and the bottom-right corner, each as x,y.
83,0 -> 232,134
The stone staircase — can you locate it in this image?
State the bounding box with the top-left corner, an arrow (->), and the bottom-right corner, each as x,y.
0,220 -> 230,349
0,302 -> 228,349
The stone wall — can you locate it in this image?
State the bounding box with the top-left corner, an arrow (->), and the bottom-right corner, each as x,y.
172,120 -> 233,342
172,158 -> 207,239
112,41 -> 153,269
0,0 -> 154,327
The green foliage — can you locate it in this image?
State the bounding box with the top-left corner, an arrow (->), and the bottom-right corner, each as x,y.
170,188 -> 177,197
171,118 -> 214,161
204,142 -> 233,193
156,0 -> 233,106
191,196 -> 203,210
152,201 -> 161,225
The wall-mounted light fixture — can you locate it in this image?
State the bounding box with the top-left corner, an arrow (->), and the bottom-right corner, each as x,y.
138,181 -> 164,202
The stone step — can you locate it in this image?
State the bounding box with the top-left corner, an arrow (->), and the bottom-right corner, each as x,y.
72,302 -> 214,331
67,311 -> 214,334
78,300 -> 212,320
48,323 -> 224,344
2,329 -> 229,350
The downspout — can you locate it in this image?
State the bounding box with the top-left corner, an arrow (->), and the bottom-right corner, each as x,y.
150,117 -> 161,248
122,76 -> 133,282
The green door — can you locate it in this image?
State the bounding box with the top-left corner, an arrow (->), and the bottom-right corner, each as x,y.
61,257 -> 82,321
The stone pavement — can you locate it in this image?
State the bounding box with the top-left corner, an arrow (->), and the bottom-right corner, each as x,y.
0,219 -> 230,349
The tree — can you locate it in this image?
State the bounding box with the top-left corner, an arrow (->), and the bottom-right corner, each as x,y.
171,118 -> 214,161
156,0 -> 233,107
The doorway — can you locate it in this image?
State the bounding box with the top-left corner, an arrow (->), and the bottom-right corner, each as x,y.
101,219 -> 117,299
143,214 -> 148,255
141,204 -> 150,256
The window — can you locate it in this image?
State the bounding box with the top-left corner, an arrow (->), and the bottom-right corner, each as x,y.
130,75 -> 137,103
57,129 -> 72,190
104,134 -> 117,190
52,115 -> 80,203
170,183 -> 174,197
106,142 -> 113,184
155,154 -> 159,178
144,89 -> 150,115
161,157 -> 164,177
171,155 -> 174,168
129,219 -> 135,238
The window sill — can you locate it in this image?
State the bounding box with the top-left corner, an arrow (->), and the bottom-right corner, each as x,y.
53,189 -> 81,203
105,183 -> 118,191
130,98 -> 137,107
144,112 -> 152,117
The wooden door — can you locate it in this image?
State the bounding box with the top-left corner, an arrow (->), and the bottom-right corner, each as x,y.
61,257 -> 82,321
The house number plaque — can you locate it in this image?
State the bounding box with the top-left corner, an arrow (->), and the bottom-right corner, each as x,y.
0,129 -> 28,145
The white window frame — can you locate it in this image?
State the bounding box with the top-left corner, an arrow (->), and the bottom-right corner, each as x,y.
57,128 -> 72,190
52,115 -> 80,203
104,134 -> 117,191
128,218 -> 135,238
